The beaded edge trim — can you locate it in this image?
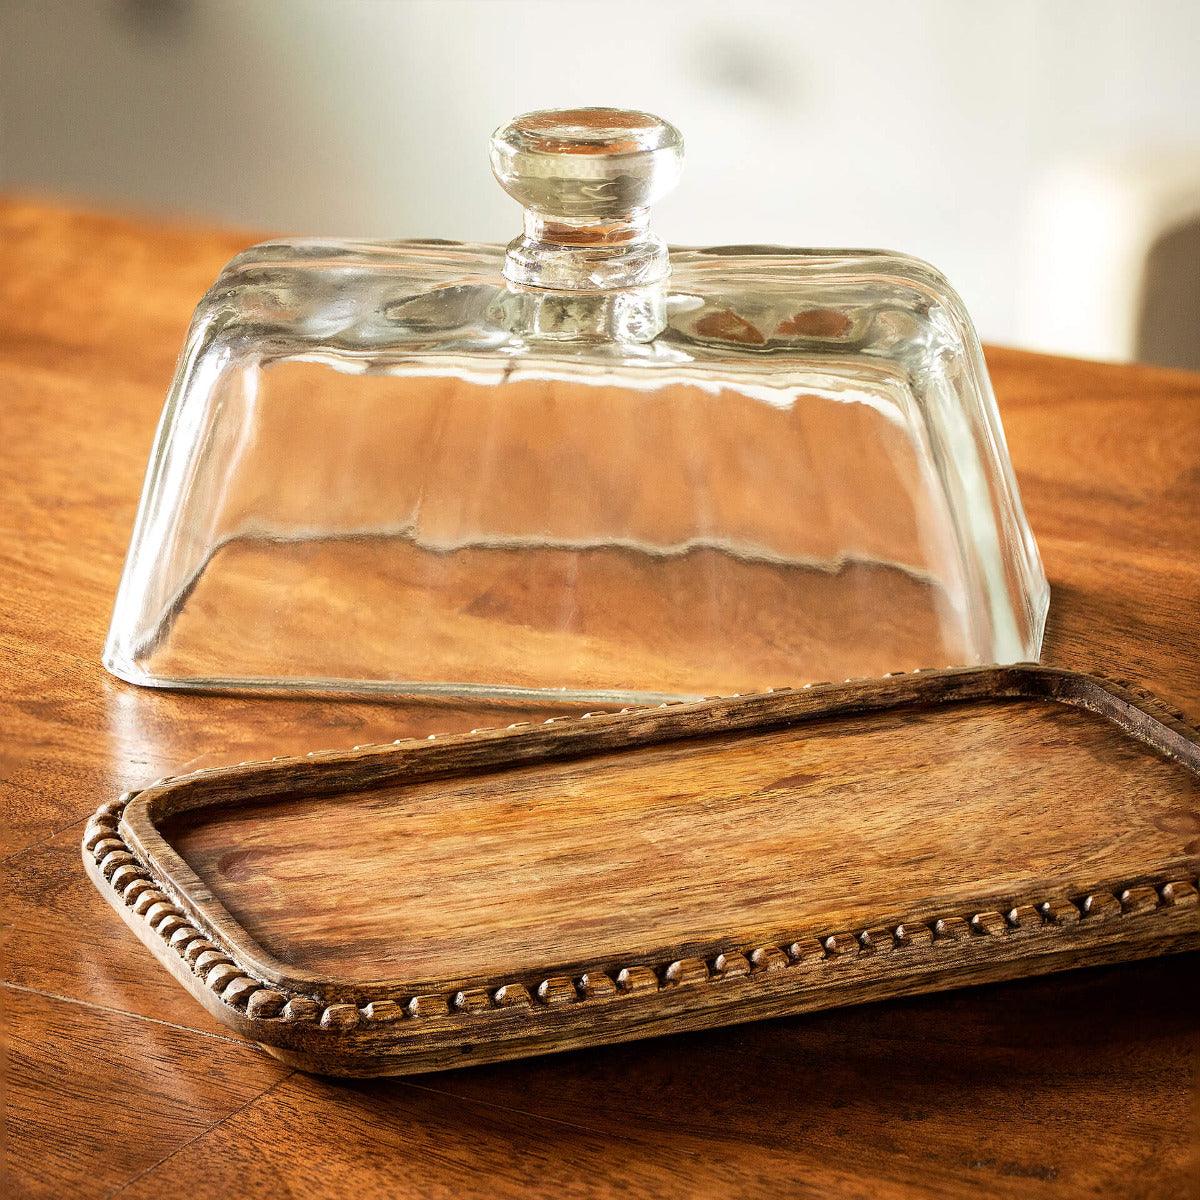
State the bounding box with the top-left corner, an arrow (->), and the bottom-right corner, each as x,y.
84,669 -> 1200,1034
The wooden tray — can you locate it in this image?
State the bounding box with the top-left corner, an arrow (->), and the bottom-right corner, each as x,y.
84,665 -> 1200,1077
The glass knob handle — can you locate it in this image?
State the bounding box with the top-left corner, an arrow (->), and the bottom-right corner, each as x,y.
490,108 -> 683,290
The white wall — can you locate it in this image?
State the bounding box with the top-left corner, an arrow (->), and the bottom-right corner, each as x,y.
3,0 -> 1198,360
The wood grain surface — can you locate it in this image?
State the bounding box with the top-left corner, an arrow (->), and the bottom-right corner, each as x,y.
168,695 -> 1200,984
3,988 -> 288,1200
3,198 -> 1199,1195
86,667 -> 1200,1075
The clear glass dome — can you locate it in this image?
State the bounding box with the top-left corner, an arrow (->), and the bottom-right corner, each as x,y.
104,110 -> 1048,703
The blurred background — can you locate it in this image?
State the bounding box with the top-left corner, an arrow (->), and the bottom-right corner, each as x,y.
2,0 -> 1199,366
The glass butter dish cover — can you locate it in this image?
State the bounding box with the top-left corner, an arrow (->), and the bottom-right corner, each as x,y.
105,108 -> 1048,704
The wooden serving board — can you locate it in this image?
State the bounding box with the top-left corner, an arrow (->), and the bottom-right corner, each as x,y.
83,666 -> 1200,1077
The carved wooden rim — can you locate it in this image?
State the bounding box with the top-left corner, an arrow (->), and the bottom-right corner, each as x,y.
84,665 -> 1200,1050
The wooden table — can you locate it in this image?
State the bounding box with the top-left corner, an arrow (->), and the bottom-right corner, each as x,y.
3,199 -> 1198,1198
